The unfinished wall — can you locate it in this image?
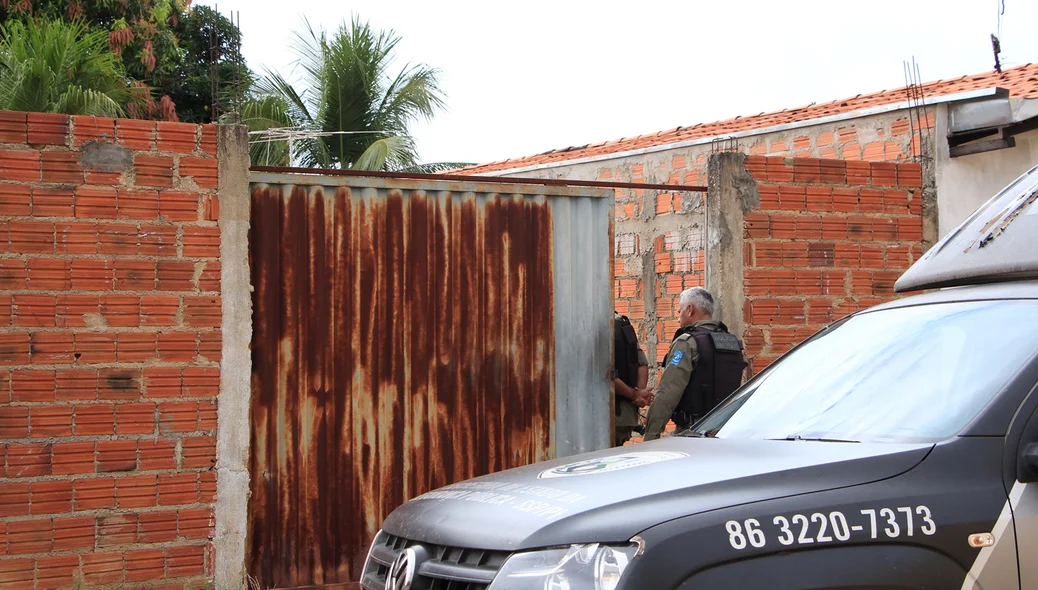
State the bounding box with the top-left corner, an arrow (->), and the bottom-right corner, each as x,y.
716,154 -> 929,375
497,109 -> 935,381
0,111 -> 224,589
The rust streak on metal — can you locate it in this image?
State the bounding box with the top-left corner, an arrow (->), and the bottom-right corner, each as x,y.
247,181 -> 556,588
250,164 -> 708,193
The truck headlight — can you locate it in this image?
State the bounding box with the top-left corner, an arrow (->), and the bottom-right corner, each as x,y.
487,543 -> 639,590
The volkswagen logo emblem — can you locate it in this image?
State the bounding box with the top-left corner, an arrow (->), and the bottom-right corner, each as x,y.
387,547 -> 416,590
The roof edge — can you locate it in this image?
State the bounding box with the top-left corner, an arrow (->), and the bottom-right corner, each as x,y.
466,87 -> 1001,177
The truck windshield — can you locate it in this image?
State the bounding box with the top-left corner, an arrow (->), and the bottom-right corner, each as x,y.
690,300 -> 1038,443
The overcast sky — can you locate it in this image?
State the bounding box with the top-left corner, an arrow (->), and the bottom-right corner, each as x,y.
195,0 -> 1038,167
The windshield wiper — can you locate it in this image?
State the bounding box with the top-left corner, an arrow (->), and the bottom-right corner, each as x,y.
775,435 -> 860,443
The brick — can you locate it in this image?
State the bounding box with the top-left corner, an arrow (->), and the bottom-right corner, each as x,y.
0,149 -> 39,183
141,295 -> 180,326
30,480 -> 73,514
183,366 -> 219,398
0,259 -> 27,289
146,368 -> 185,398
118,188 -> 161,220
12,370 -> 56,402
747,299 -> 807,325
757,185 -> 779,209
0,295 -> 9,328
73,333 -> 116,364
27,258 -> 71,290
35,554 -> 79,589
807,299 -> 834,324
875,218 -> 899,241
769,140 -> 788,154
157,332 -> 197,362
30,333 -> 73,365
200,125 -> 217,155
116,403 -> 157,436
160,401 -> 199,433
846,216 -> 875,240
0,110 -> 28,142
166,545 -> 205,578
98,440 -> 138,473
52,441 -> 96,474
41,151 -> 82,183
126,548 -> 166,582
74,184 -> 118,219
137,510 -> 178,543
116,475 -> 158,509
98,368 -> 142,401
857,188 -> 884,213
116,119 -> 156,150
201,471 -> 216,504
201,193 -> 220,221
56,221 -> 99,254
29,186 -> 74,218
808,242 -> 835,267
73,477 -> 116,511
157,121 -> 198,153
793,158 -> 820,183
831,187 -> 858,213
0,184 -> 31,215
180,157 -> 218,189
82,551 -> 124,585
0,557 -> 34,589
138,225 -> 178,256
183,437 -> 216,470
30,405 -> 74,438
158,190 -> 199,221
765,159 -> 793,182
99,294 -> 141,327
199,401 -> 216,429
135,155 -> 174,188
13,294 -> 56,327
0,406 -> 29,438
821,217 -> 848,240
98,223 -> 138,255
743,212 -> 769,238
8,518 -> 53,554
48,367 -> 92,403
860,244 -> 885,269
805,186 -> 832,212
156,260 -> 196,291
872,162 -> 898,186
10,220 -> 55,254
818,159 -> 847,183
897,162 -> 923,188
73,404 -> 116,436
0,370 -> 11,403
138,438 -> 174,471
158,472 -> 198,506
84,168 -> 123,185
0,332 -> 31,365
0,482 -> 30,516
115,259 -> 156,291
116,332 -> 158,363
179,507 -> 214,540
777,186 -> 807,210
73,115 -> 116,146
794,215 -> 822,240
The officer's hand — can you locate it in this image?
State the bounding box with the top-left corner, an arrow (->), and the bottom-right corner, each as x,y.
634,389 -> 654,407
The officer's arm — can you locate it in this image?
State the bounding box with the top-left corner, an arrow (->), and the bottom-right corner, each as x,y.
643,341 -> 696,441
636,348 -> 649,390
614,378 -> 638,400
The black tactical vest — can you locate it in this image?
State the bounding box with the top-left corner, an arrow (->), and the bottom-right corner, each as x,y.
614,314 -> 640,390
671,322 -> 747,427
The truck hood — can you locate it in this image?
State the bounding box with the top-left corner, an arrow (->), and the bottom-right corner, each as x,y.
381,436 -> 932,551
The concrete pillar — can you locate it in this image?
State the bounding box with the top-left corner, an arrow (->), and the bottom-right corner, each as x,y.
705,152 -> 759,339
214,125 -> 252,590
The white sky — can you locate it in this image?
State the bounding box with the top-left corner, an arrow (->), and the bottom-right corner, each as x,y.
195,0 -> 1038,167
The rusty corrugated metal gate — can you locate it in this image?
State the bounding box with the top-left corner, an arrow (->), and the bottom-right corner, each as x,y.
246,172 -> 614,589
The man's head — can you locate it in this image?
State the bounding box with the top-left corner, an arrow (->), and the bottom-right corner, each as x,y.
678,287 -> 714,327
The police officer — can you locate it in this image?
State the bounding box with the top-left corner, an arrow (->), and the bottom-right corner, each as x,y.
614,311 -> 652,446
643,287 -> 747,441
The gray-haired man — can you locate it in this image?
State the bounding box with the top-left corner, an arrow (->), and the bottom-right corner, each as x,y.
643,287 -> 747,441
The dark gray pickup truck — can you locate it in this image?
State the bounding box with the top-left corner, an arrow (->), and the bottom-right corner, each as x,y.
361,164 -> 1038,590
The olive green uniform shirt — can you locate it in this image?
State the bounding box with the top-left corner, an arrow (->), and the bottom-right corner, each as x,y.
643,319 -> 724,441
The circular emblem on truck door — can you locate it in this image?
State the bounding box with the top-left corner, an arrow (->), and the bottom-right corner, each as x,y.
387,548 -> 416,590
538,451 -> 688,479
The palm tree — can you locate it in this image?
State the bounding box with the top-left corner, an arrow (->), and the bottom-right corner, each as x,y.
0,19 -> 133,117
240,16 -> 471,172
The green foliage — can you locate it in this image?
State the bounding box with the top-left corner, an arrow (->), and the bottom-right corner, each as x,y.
0,18 -> 130,116
0,0 -> 248,122
243,16 -> 468,171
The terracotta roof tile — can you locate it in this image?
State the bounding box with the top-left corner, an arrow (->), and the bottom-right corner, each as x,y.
457,64 -> 1038,175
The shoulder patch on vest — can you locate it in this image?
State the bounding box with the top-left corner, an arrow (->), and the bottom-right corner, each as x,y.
709,332 -> 744,352
676,333 -> 693,342
670,350 -> 685,365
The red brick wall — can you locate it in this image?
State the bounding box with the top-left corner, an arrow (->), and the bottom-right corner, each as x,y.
741,155 -> 924,375
0,111 -> 221,589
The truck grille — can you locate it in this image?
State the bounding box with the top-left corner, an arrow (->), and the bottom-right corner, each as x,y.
360,531 -> 509,590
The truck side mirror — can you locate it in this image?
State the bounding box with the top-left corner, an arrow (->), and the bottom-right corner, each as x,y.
1019,443 -> 1038,483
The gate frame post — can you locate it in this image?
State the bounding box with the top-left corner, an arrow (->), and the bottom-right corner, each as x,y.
214,124 -> 253,590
